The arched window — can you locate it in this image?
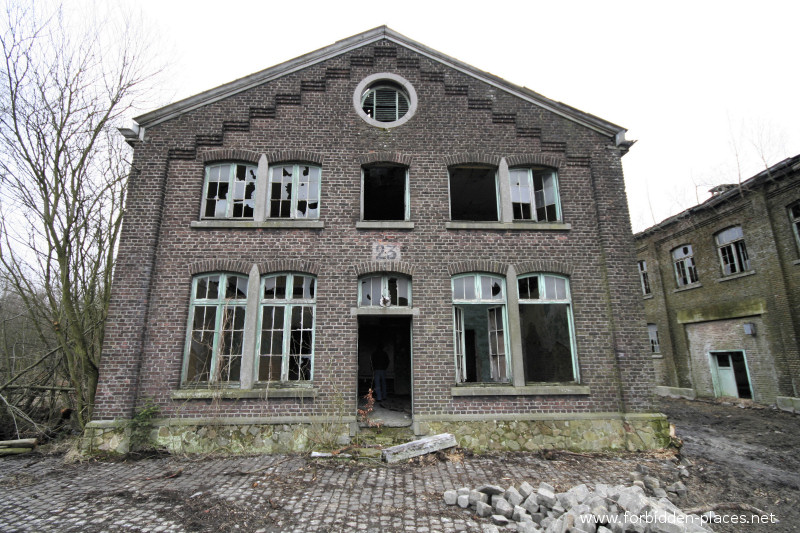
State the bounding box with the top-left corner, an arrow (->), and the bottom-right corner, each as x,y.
183,273 -> 249,384
672,244 -> 698,286
518,274 -> 578,383
715,226 -> 750,276
452,273 -> 509,383
267,163 -> 321,219
256,273 -> 316,382
359,274 -> 411,307
202,163 -> 257,219
508,167 -> 561,222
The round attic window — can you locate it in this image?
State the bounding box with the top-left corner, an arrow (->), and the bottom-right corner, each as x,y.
354,73 -> 417,128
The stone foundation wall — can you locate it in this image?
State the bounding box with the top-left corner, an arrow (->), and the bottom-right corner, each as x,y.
83,412 -> 669,455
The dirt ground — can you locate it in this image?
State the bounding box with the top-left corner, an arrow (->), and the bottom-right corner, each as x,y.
2,396 -> 798,532
661,396 -> 800,532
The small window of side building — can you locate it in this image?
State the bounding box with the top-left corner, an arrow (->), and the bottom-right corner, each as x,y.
508,167 -> 561,222
715,226 -> 750,276
789,202 -> 800,253
647,324 -> 660,354
672,245 -> 699,286
268,163 -> 321,219
202,163 -> 257,219
362,165 -> 408,221
448,167 -> 499,221
183,273 -> 249,385
638,260 -> 651,295
452,274 -> 509,383
518,274 -> 578,383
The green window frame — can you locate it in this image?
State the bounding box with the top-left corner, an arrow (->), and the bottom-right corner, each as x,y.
517,273 -> 579,383
359,274 -> 411,307
508,167 -> 561,222
202,163 -> 258,219
451,273 -> 510,383
268,163 -> 322,219
182,273 -> 249,386
256,273 -> 316,382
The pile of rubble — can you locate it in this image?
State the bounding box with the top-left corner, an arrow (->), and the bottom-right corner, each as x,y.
443,478 -> 711,533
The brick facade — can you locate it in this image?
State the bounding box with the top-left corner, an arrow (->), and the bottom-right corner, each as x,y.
90,27 -> 663,451
635,155 -> 800,405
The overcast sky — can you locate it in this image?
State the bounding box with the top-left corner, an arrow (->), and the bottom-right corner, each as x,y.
130,0 -> 800,233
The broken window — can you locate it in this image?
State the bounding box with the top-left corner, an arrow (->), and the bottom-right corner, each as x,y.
452,274 -> 509,383
638,260 -> 651,295
359,274 -> 411,307
268,164 -> 321,219
647,324 -> 660,353
518,274 -> 578,383
715,226 -> 750,276
361,82 -> 410,122
203,163 -> 257,219
509,168 -> 561,221
183,273 -> 249,385
362,165 -> 408,221
672,245 -> 699,286
257,273 -> 316,382
790,202 -> 800,252
449,167 -> 499,221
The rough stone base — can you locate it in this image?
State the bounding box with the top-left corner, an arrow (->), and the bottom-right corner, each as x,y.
414,413 -> 670,452
654,386 -> 697,400
776,396 -> 800,414
82,412 -> 670,455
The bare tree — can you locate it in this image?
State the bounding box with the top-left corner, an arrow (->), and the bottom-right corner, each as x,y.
0,0 -> 159,430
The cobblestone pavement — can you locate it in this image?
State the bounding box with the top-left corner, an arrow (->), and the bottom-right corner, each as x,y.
0,448 -> 676,532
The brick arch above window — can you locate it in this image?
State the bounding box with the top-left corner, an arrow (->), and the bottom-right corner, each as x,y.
447,260 -> 507,277
442,153 -> 501,167
258,259 -> 320,276
505,154 -> 563,169
356,151 -> 413,167
266,150 -> 324,165
199,149 -> 261,164
352,261 -> 416,278
188,259 -> 252,276
514,260 -> 574,277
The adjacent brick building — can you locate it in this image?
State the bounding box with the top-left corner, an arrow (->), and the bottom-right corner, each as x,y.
635,154 -> 800,410
85,27 -> 668,453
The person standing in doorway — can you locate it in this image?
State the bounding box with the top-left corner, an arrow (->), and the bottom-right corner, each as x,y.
371,342 -> 390,402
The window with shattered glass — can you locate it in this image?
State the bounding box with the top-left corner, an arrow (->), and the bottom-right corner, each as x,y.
183,273 -> 249,385
452,274 -> 509,383
203,163 -> 257,219
359,274 -> 411,307
509,168 -> 561,222
672,245 -> 699,286
268,164 -> 321,219
715,226 -> 750,276
257,273 -> 316,382
518,274 -> 578,383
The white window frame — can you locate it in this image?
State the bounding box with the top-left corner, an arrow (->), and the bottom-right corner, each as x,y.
358,274 -> 412,307
201,162 -> 258,219
638,260 -> 651,295
267,163 -> 322,220
255,273 -> 317,383
182,273 -> 249,386
451,273 -> 510,383
517,273 -> 579,383
508,167 -> 562,222
647,324 -> 660,354
672,245 -> 699,287
715,226 -> 750,276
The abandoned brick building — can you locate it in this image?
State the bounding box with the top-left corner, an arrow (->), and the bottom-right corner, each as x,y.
85,27 -> 669,453
635,154 -> 800,411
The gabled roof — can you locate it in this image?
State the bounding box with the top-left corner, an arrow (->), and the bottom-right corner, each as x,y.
130,26 -> 629,146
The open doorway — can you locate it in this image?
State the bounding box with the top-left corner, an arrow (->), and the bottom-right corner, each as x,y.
357,316 -> 412,426
710,351 -> 752,399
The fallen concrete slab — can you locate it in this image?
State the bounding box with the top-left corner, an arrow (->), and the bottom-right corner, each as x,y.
381,433 -> 457,463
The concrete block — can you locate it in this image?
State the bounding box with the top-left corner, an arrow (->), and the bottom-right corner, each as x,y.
505,486 -> 524,506
519,481 -> 535,499
494,497 -> 513,519
457,494 -> 470,508
475,501 -> 492,517
443,490 -> 457,505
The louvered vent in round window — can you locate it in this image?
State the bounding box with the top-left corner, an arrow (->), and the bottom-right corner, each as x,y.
353,73 -> 417,128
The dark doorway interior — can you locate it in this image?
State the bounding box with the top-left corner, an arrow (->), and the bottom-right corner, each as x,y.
357,316 -> 412,420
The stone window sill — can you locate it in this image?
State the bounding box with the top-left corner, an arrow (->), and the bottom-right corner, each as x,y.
673,282 -> 702,293
356,221 -> 414,230
451,384 -> 590,396
716,270 -> 756,283
190,220 -> 325,230
172,386 -> 317,400
793,259 -> 800,266
651,354 -> 663,359
642,294 -> 654,300
445,221 -> 571,231
350,307 -> 420,316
